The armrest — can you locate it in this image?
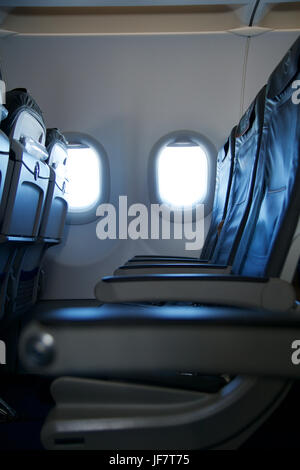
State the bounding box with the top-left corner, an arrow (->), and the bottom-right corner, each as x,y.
114,263 -> 230,276
19,301 -> 300,378
131,255 -> 199,260
19,297 -> 299,450
126,257 -> 208,266
95,274 -> 296,312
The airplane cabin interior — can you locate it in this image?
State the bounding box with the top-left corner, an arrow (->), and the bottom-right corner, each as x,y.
0,0 -> 300,453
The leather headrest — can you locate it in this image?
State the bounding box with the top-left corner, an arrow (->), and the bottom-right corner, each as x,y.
267,35 -> 300,99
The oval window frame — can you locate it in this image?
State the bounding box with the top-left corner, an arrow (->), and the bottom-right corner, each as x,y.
148,130 -> 216,219
64,132 -> 110,225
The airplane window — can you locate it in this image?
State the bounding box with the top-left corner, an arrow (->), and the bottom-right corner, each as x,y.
150,131 -> 216,215
66,144 -> 101,212
64,132 -> 110,225
157,143 -> 208,208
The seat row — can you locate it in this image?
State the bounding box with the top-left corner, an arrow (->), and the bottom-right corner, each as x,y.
93,36 -> 300,314
0,86 -> 69,322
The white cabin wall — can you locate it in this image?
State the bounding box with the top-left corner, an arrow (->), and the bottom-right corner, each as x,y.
0,30 -> 298,298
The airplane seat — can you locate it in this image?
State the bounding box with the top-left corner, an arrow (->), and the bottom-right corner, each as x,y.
120,87 -> 264,273
199,127 -> 236,261
209,85 -> 266,267
115,85 -> 266,276
0,88 -> 50,325
95,38 -> 300,309
40,128 -> 68,240
0,88 -> 49,238
12,128 -> 69,317
233,39 -> 300,281
18,36 -> 300,450
1,88 -> 45,144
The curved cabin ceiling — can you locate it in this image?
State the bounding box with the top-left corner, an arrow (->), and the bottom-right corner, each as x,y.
0,1 -> 299,36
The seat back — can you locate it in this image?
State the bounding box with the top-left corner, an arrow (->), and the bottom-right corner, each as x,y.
0,88 -> 49,237
233,35 -> 300,279
0,89 -> 48,322
200,126 -> 236,261
1,88 -> 45,144
211,86 -> 266,266
39,128 -> 68,240
12,129 -> 68,318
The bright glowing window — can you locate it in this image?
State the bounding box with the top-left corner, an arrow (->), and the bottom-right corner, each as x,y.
66,144 -> 101,213
157,143 -> 208,208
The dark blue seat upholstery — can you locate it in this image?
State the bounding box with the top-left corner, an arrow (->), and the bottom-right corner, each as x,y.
198,126 -> 236,261
118,86 -> 266,275
233,35 -> 300,279
94,36 -> 300,308
211,86 -> 266,266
